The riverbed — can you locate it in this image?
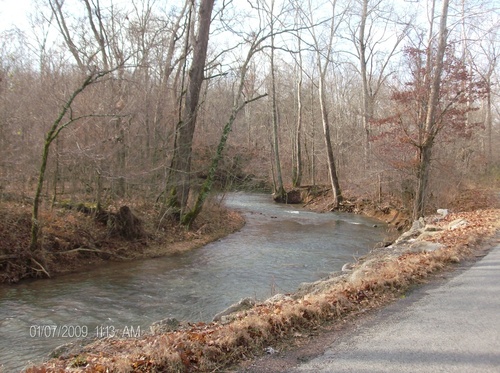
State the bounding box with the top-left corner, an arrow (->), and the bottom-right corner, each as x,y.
0,193 -> 387,371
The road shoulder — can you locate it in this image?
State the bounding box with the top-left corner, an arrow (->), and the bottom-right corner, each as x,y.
234,235 -> 500,373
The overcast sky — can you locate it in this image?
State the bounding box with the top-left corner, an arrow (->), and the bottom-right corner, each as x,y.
0,0 -> 32,31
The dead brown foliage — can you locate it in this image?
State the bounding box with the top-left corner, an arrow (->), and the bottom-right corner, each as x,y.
0,199 -> 244,284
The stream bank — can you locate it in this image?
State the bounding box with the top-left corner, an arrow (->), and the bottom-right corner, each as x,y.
2,193 -> 387,371
27,201 -> 500,372
284,186 -> 411,232
0,199 -> 245,284
1,184 -> 416,284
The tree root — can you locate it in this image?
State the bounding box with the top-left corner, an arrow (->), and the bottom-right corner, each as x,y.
52,247 -> 127,260
30,257 -> 51,278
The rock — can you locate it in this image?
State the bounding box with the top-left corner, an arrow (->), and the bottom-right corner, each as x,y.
394,229 -> 421,244
264,294 -> 293,304
437,208 -> 449,217
448,218 -> 468,230
349,258 -> 379,283
395,218 -> 427,244
213,297 -> 256,322
408,241 -> 443,253
417,231 -> 441,241
412,218 -> 426,230
423,225 -> 442,232
49,337 -> 95,359
296,274 -> 347,297
264,346 -> 278,354
341,262 -> 354,272
416,225 -> 443,240
50,342 -> 76,359
150,317 -> 180,334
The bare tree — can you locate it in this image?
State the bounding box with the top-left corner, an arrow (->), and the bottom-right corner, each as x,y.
2,0 -> 497,240
167,0 -> 215,220
412,0 -> 449,219
266,0 -> 287,200
48,0 -> 86,71
30,70 -> 112,251
305,0 -> 345,208
82,0 -> 110,70
352,0 -> 410,169
479,36 -> 499,167
458,2 -> 500,169
292,3 -> 304,187
182,37 -> 268,226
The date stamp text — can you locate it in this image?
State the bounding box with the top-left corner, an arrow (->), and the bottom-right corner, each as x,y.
29,324 -> 142,339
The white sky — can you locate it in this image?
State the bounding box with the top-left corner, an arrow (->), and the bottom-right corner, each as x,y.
0,0 -> 32,31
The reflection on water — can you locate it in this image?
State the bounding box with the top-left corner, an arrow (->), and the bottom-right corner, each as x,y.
0,193 -> 386,371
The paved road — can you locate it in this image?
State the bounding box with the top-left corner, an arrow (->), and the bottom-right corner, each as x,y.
291,240 -> 500,373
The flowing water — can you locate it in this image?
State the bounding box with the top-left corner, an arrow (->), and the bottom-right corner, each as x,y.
0,193 -> 387,371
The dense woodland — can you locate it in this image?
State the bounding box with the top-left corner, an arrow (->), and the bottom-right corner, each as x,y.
0,0 -> 499,249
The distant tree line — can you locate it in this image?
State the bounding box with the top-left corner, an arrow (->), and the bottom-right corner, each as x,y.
0,0 -> 498,247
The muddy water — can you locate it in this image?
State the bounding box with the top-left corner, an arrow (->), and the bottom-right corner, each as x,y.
0,193 -> 387,371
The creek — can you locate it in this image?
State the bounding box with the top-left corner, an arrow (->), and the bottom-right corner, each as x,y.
0,193 -> 387,371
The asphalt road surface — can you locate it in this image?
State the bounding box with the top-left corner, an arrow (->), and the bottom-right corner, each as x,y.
291,239 -> 500,373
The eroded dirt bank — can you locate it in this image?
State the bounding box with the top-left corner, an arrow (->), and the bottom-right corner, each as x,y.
0,200 -> 244,284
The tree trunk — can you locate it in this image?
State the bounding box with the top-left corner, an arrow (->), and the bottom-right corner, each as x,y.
180,25 -> 271,227
168,0 -> 215,219
413,144 -> 432,220
182,94 -> 267,227
308,0 -> 343,207
359,0 -> 371,170
293,52 -> 303,188
270,67 -> 285,199
50,136 -> 61,209
485,75 -> 492,167
31,137 -> 51,251
269,5 -> 286,200
30,72 -> 108,251
318,76 -> 342,208
413,0 -> 449,219
293,14 -> 303,188
49,0 -> 85,71
82,0 -> 109,70
310,83 -> 316,186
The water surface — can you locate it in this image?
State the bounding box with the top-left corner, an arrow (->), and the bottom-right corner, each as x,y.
0,193 -> 386,371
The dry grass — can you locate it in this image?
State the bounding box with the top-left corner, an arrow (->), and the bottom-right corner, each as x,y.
26,208 -> 500,372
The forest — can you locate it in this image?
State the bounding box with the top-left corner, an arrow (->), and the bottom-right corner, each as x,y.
0,0 -> 499,280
